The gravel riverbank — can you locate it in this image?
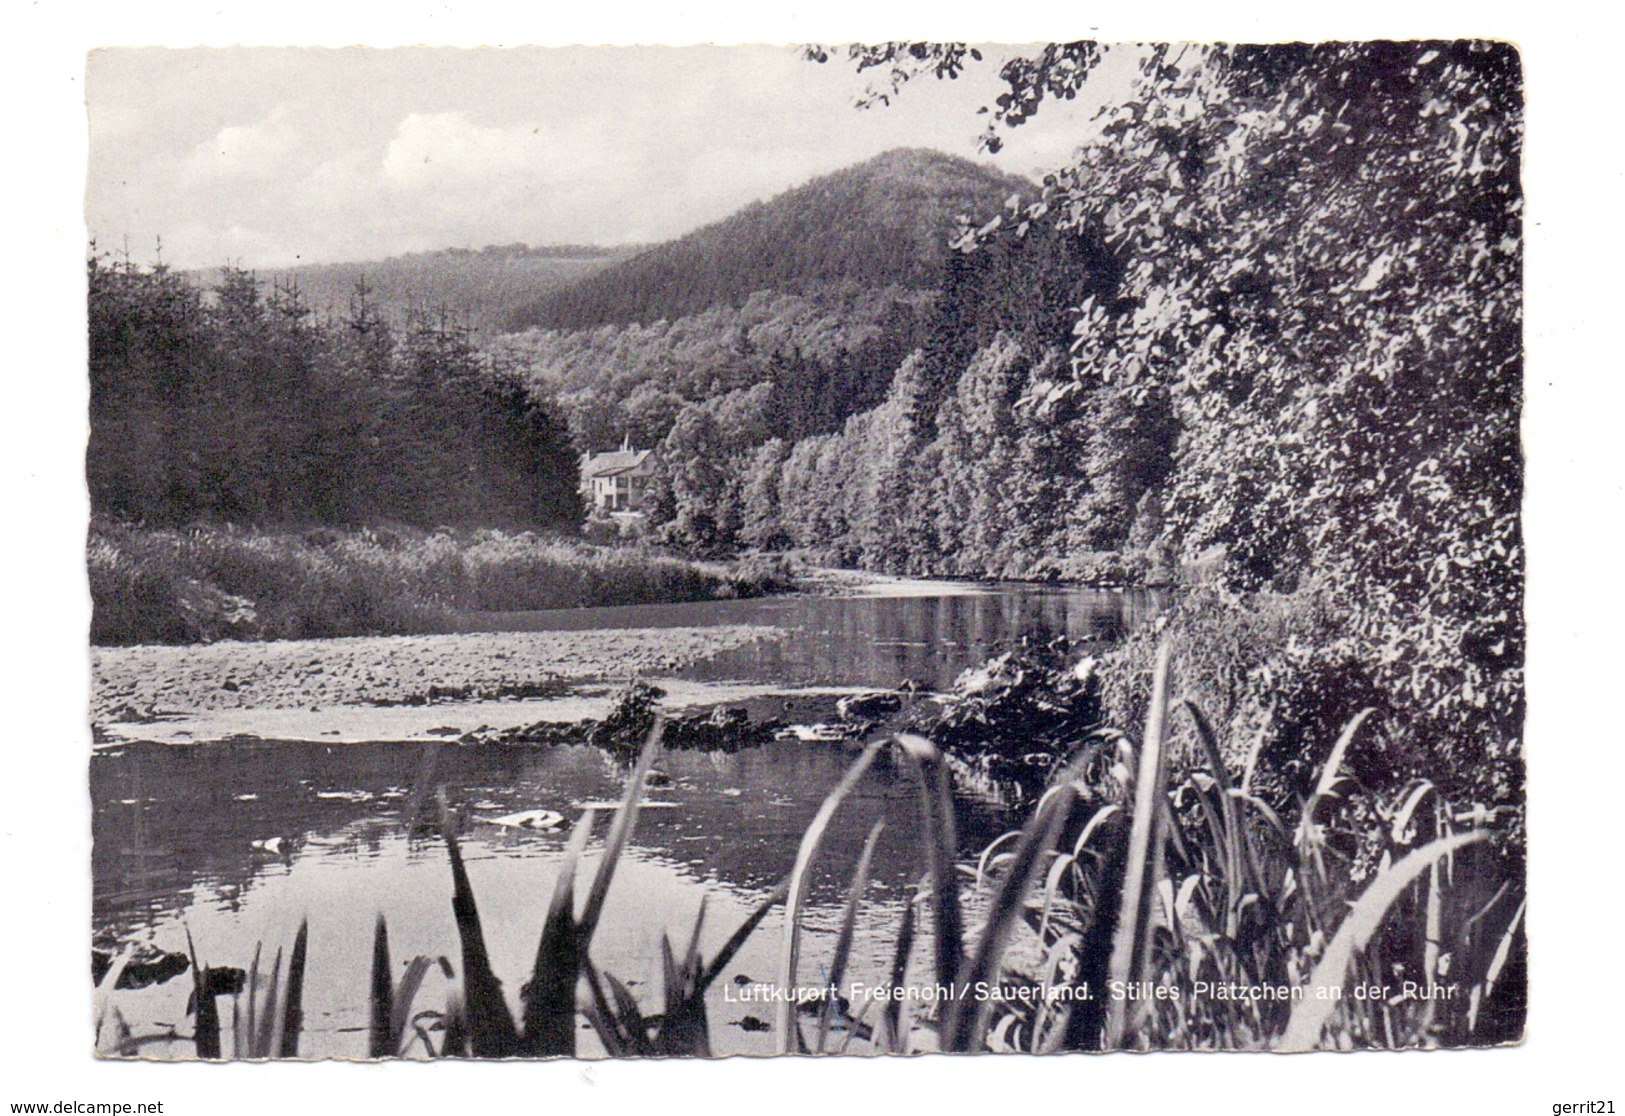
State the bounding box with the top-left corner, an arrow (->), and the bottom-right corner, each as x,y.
91,624 -> 784,736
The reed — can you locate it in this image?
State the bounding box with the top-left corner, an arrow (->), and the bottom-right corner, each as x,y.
1277,830 -> 1486,1050
92,948 -> 132,1057
433,717 -> 797,1058
366,916 -> 455,1058
278,920 -> 308,1058
88,519 -> 794,646
127,922 -> 312,1061
981,641 -> 1523,1052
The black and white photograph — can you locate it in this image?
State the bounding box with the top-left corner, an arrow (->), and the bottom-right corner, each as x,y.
78,36 -> 1528,1061
7,2 -> 1621,1109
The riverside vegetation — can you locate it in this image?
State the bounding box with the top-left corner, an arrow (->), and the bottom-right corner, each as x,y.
88,519 -> 795,646
484,42 -> 1525,853
94,644 -> 1523,1058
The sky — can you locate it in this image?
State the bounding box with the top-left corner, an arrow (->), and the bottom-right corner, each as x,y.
86,45 -> 1134,269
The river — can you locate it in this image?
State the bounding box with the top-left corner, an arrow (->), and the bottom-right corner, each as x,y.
90,580 -> 1164,1058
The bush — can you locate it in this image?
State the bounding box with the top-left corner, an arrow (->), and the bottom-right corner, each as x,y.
726,553 -> 799,598
1096,581 -> 1522,821
1025,550 -> 1147,587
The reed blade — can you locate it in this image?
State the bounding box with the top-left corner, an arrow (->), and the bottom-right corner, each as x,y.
1300,707 -> 1378,842
975,832 -> 1022,890
895,734 -> 966,994
1469,895 -> 1527,1035
1278,830 -> 1486,1051
604,971 -> 652,1056
581,1004 -> 623,1057
253,947 -> 283,1058
581,960 -> 630,1056
1389,780 -> 1437,843
185,927 -> 221,1061
659,933 -> 681,1021
652,929 -> 712,1057
679,897 -> 707,990
440,993 -> 469,1058
650,897 -> 715,1055
1105,640 -> 1171,1050
577,717 -> 665,945
247,943 -> 265,1058
278,919 -> 308,1058
1037,932 -> 1083,1053
519,807 -> 594,1057
880,881 -> 921,1052
104,1007 -> 135,1057
368,915 -> 394,1058
945,785 -> 1075,1052
818,820 -> 884,1052
388,955 -> 438,1053
698,878 -> 789,992
438,792 -> 520,1057
1179,698 -> 1248,926
93,947 -> 132,1053
1036,852 -> 1077,944
774,737 -> 886,1052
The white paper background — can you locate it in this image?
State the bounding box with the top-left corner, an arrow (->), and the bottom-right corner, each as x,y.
6,3 -> 1616,1112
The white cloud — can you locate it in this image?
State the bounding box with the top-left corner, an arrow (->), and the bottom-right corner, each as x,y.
381,112 -> 542,190
89,45 -> 1132,269
183,105 -> 311,182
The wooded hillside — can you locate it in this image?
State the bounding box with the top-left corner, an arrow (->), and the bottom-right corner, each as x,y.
206,243 -> 636,337
504,148 -> 1034,331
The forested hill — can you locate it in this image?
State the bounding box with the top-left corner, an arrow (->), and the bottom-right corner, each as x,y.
196,243 -> 640,336
504,148 -> 1036,332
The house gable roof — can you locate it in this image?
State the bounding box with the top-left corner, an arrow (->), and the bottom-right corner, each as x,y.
581,447 -> 653,479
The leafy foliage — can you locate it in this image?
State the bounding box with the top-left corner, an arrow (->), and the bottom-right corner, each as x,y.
807,41 -> 1104,151
495,286 -> 935,452
812,40 -> 1524,770
701,330 -> 1169,577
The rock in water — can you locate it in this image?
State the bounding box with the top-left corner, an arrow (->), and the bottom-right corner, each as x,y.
837,692 -> 903,720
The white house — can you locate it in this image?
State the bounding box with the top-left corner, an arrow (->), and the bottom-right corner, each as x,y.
579,438 -> 655,516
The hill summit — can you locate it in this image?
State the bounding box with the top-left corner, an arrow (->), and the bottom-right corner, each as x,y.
504,148 -> 1037,332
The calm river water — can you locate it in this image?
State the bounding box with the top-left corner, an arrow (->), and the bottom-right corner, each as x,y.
91,582 -> 1163,1058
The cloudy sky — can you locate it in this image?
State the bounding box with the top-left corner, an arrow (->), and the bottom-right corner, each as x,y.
86,45 -> 1133,269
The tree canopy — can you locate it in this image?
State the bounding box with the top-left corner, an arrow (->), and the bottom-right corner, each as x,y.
88,253 -> 582,529
808,40 -> 1523,775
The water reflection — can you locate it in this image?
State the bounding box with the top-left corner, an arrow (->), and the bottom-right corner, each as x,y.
93,739 -> 1010,930
92,737 -> 1007,1057
465,584 -> 1166,691
93,585 -> 1163,1057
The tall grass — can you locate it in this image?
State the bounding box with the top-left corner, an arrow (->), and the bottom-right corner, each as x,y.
96,644 -> 1521,1057
975,646 -> 1522,1052
110,921 -> 312,1060
89,519 -> 796,645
